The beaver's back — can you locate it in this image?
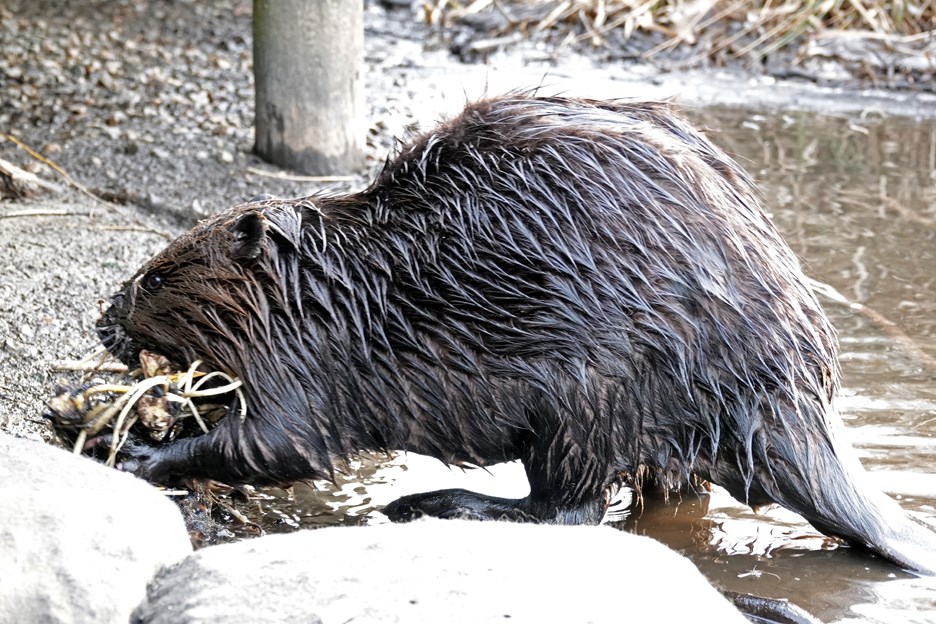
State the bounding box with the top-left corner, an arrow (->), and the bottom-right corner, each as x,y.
285,96 -> 839,497
97,95 -> 936,572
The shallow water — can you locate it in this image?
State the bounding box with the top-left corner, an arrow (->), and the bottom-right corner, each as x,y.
246,108 -> 936,623
687,108 -> 936,623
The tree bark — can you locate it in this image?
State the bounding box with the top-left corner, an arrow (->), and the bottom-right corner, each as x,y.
253,0 -> 364,175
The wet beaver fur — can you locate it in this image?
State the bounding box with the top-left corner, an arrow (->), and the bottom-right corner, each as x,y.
97,94 -> 936,573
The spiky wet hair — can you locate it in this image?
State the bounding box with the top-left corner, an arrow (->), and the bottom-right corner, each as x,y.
100,93 -> 844,520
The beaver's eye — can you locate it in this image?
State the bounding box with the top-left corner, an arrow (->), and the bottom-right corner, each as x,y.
142,273 -> 164,291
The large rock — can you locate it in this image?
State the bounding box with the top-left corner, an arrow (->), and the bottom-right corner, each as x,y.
0,433 -> 192,624
135,519 -> 746,623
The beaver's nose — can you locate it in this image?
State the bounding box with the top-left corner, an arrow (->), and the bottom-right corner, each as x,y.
95,300 -> 140,366
109,292 -> 126,311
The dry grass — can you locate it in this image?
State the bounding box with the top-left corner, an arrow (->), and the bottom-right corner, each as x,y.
428,0 -> 936,64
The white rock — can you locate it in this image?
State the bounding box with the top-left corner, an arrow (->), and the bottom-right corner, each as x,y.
134,519 -> 746,624
0,433 -> 192,624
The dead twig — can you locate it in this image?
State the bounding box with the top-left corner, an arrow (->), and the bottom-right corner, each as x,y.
0,209 -> 91,219
847,0 -> 887,34
94,225 -> 168,233
467,32 -> 525,52
0,157 -> 65,198
52,359 -> 129,373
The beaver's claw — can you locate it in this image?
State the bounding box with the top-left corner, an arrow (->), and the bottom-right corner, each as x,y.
112,434 -> 169,483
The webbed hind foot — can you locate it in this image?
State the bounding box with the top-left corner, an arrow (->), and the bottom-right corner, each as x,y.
383,488 -> 534,522
382,488 -> 606,524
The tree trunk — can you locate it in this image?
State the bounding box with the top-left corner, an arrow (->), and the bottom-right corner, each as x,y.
253,0 -> 364,175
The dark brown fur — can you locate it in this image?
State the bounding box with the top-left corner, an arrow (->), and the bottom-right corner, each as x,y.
97,95 -> 936,572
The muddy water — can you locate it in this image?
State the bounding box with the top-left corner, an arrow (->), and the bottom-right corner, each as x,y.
249,109 -> 936,623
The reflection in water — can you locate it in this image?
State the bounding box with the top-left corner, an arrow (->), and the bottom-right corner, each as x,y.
673,108 -> 936,623
243,109 -> 936,624
621,487 -> 936,623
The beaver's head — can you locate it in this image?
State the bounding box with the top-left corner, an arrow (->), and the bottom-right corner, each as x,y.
96,208 -> 270,373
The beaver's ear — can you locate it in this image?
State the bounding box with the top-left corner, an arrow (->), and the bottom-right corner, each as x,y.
230,211 -> 268,261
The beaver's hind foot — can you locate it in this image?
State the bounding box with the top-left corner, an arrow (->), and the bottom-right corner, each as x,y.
383,488 -> 606,524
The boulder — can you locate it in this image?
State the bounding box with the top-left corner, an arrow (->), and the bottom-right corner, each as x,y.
0,432 -> 192,624
135,518 -> 746,623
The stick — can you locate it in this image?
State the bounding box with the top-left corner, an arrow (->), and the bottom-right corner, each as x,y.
0,157 -> 65,197
0,209 -> 89,219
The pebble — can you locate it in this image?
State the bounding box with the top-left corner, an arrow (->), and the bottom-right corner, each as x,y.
101,126 -> 121,140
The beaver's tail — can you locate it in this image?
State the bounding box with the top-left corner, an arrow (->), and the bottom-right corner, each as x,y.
740,419 -> 936,575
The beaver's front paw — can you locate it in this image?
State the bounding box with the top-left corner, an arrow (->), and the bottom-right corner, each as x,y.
113,435 -> 171,483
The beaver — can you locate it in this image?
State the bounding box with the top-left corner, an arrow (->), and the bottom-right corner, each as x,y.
96,94 -> 936,573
